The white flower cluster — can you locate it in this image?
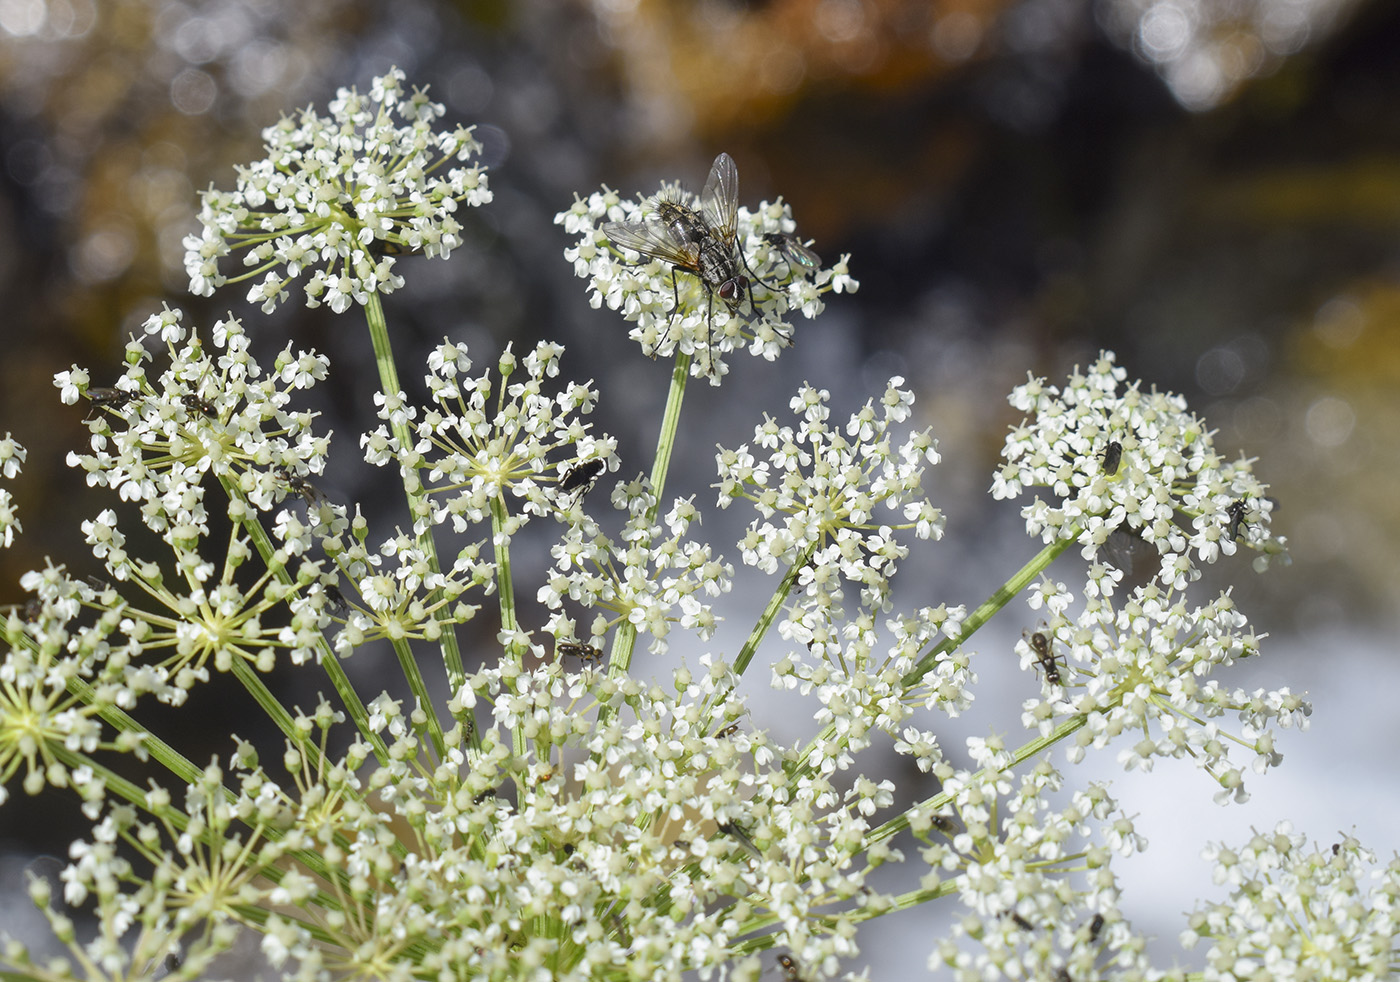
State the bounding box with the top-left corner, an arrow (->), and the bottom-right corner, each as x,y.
717,378 -> 944,620
24,308 -> 348,710
1015,569 -> 1309,802
33,659 -> 915,981
538,479 -> 734,654
183,67 -> 491,313
321,524 -> 492,659
923,752 -> 1154,982
1184,824 -> 1400,981
0,432 -> 24,547
364,338 -> 618,535
777,604 -> 972,781
57,305 -> 331,534
556,179 -> 857,381
992,352 -> 1288,585
714,378 -> 967,781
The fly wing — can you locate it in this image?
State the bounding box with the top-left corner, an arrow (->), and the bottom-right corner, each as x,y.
602,220 -> 699,267
767,231 -> 817,270
700,152 -> 739,245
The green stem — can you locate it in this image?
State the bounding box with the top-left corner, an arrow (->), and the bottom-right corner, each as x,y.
699,542 -> 818,721
902,533 -> 1078,687
489,492 -> 529,773
66,677 -> 205,790
645,351 -> 692,526
221,476 -> 389,765
362,292 -> 466,691
599,351 -> 692,727
390,636 -> 447,760
790,532 -> 1081,782
733,544 -> 814,678
490,494 -> 520,642
864,713 -> 1089,848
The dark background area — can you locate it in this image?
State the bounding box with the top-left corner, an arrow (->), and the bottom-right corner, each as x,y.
0,0 -> 1396,936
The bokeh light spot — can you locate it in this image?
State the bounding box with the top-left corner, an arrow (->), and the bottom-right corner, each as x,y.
759,45 -> 805,94
45,0 -> 93,38
170,68 -> 217,116
229,41 -> 287,98
814,0 -> 866,44
72,224 -> 136,283
5,139 -> 51,186
1312,296 -> 1364,349
0,0 -> 45,37
931,11 -> 983,63
1138,1 -> 1193,60
1196,346 -> 1245,395
1304,396 -> 1355,448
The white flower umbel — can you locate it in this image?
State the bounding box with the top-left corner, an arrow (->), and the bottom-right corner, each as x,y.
992,352 -> 1288,584
1185,824 -> 1400,981
717,377 -> 944,625
1014,574 -> 1310,803
371,338 -> 619,536
923,755 -> 1155,982
183,67 -> 491,314
556,174 -> 857,383
538,476 -> 734,655
60,305 -> 333,532
715,377 -> 967,773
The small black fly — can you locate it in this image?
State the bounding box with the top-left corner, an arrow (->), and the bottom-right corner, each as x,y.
1028,630 -> 1062,686
1101,440 -> 1122,476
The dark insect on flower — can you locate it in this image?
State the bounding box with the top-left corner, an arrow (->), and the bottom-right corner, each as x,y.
274,465 -> 329,507
1087,913 -> 1105,941
1002,910 -> 1035,931
557,640 -> 603,664
762,231 -> 821,276
180,393 -> 217,418
21,598 -> 42,623
84,387 -> 137,417
718,820 -> 764,860
1101,440 -> 1122,476
930,813 -> 958,835
714,721 -> 741,738
602,152 -> 754,358
1028,630 -> 1062,686
777,953 -> 805,982
559,458 -> 605,497
1225,500 -> 1248,541
323,583 -> 349,618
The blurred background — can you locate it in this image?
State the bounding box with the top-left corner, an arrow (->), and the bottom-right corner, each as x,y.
0,0 -> 1398,975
